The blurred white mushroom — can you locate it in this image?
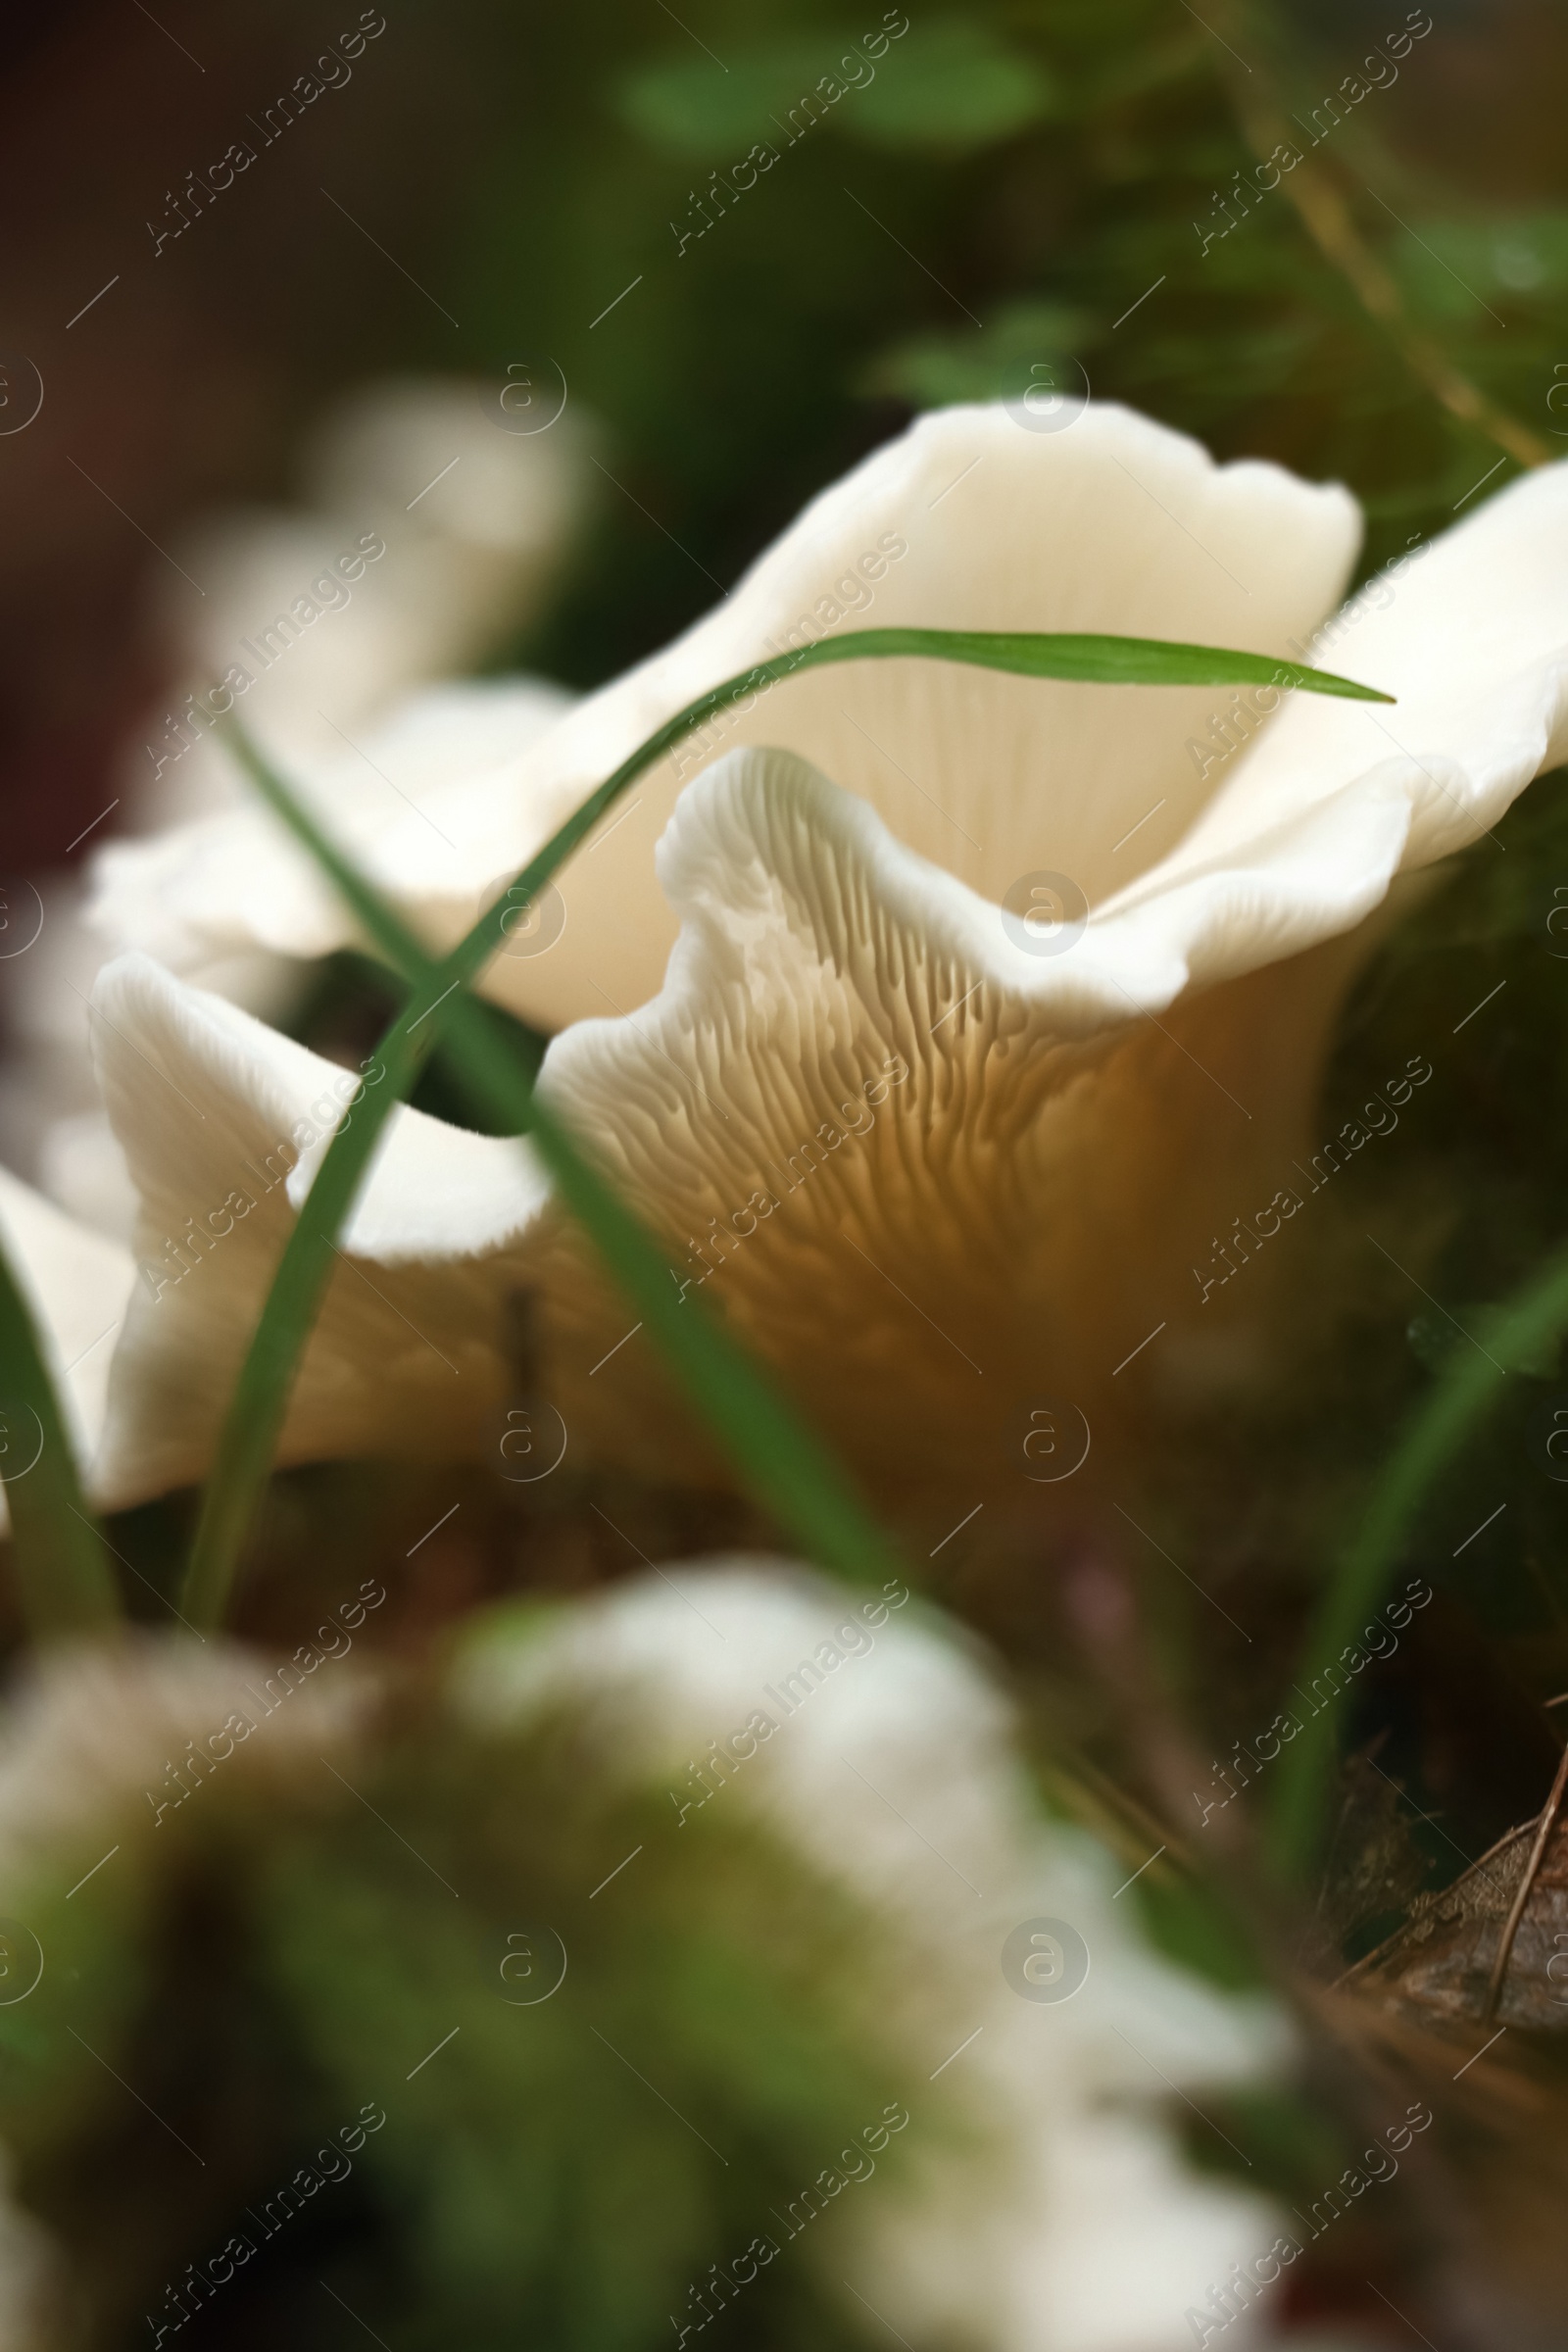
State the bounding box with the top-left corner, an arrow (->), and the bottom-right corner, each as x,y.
4,375 -> 591,1232
135,373 -> 594,831
0,1168 -> 133,1523
456,1560 -> 1288,2352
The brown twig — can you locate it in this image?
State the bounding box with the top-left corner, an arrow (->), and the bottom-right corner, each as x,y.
1203,1 -> 1553,469
1068,1534 -> 1523,2348
1483,1734 -> 1568,2022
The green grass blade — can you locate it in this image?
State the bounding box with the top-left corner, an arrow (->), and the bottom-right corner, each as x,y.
1269,1242 -> 1568,1878
517,1089 -> 906,1582
429,629 -> 1392,991
0,1242 -> 120,1638
187,624 -> 1389,1627
226,724 -> 906,1591
179,1008 -> 439,1628
700,627 -> 1392,701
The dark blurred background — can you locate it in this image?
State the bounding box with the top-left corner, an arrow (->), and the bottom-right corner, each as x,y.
6,0 -> 1568,865
9,15 -> 1568,2341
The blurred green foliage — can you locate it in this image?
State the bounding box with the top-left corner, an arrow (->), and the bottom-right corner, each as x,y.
370,0 -> 1568,690
0,1622 -> 946,2349
14,0 -> 1568,2325
264,1715 -> 914,2350
618,19 -> 1061,156
1298,776 -> 1568,1834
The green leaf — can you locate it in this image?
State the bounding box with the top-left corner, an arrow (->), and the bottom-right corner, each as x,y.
1269,1241 -> 1568,1878
1133,1871 -> 1263,1992
185,626 -> 1393,1627
858,299 -> 1097,410
778,629 -> 1391,698
0,1244 -> 120,1639
619,21 -> 1059,161
848,22 -> 1060,152
620,35 -> 857,156
1386,210 -> 1568,325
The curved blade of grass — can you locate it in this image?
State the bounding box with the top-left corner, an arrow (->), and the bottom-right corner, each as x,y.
185,627 -> 1392,1626
0,1244 -> 120,1638
1270,1241 -> 1568,1878
179,1004 -> 440,1629
416,631 -> 1391,985
222,727 -> 907,1593
706,628 -> 1392,701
